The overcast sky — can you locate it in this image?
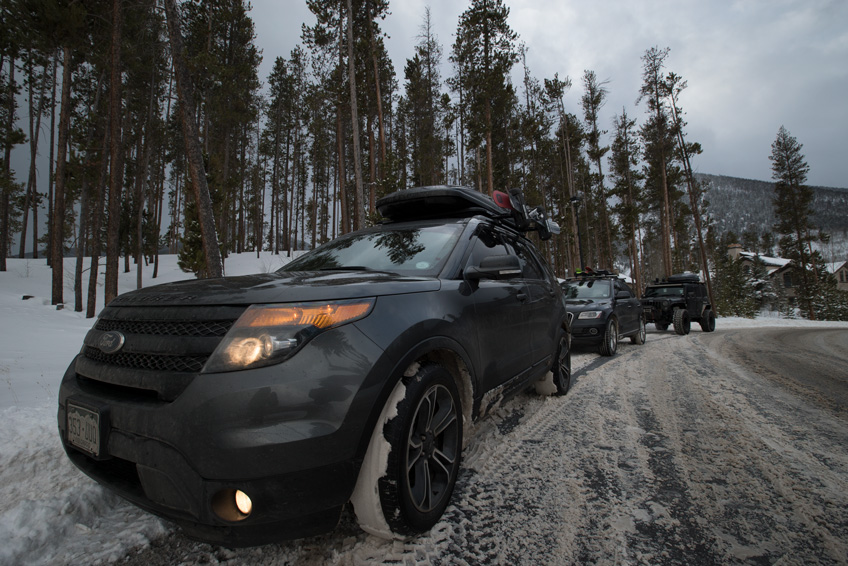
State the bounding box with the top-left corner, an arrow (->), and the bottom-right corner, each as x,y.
250,0 -> 847,188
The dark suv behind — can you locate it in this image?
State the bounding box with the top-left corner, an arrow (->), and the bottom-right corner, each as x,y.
57,186 -> 570,546
561,271 -> 646,356
641,273 -> 716,334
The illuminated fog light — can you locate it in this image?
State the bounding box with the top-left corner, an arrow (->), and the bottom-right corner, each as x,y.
211,488 -> 253,521
235,490 -> 253,515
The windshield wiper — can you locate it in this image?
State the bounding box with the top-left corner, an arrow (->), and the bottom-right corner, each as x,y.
318,266 -> 400,275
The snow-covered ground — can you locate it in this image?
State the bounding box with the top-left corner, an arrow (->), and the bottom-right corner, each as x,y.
1,255 -> 847,565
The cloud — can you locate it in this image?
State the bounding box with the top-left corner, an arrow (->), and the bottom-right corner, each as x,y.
219,1 -> 848,187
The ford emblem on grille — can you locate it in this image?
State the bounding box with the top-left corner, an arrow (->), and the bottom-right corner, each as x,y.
98,331 -> 126,354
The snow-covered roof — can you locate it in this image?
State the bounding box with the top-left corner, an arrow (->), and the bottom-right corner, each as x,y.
826,261 -> 847,273
738,251 -> 792,268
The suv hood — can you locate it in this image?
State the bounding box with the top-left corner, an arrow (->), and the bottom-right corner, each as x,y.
565,299 -> 611,310
107,271 -> 440,307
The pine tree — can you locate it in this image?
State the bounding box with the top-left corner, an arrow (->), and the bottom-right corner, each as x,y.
403,7 -> 445,187
454,0 -> 518,195
581,70 -> 613,270
769,125 -> 816,319
638,46 -> 675,278
609,109 -> 644,294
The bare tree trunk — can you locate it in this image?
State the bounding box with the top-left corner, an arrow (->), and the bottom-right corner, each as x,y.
20,58 -> 47,258
44,55 -> 57,263
136,137 -> 152,289
87,124 -> 110,318
660,155 -> 673,276
51,46 -> 73,305
673,128 -> 714,311
367,0 -> 386,184
104,0 -> 124,303
346,0 -> 364,229
154,72 -> 173,279
367,113 -> 375,213
0,53 -> 16,271
164,0 -> 223,278
484,100 -> 494,196
74,172 -> 91,312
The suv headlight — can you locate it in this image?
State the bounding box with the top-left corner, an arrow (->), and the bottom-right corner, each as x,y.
203,299 -> 375,373
577,310 -> 603,319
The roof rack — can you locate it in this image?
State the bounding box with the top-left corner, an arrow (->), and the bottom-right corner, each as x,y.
565,267 -> 621,280
665,273 -> 701,283
376,186 -> 560,241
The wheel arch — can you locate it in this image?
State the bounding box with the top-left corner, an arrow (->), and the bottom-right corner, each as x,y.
354,336 -> 477,463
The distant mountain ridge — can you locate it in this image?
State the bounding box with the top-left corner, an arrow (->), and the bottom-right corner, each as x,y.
695,173 -> 848,242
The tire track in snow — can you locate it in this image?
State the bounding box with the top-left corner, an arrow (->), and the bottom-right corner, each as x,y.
113,330 -> 848,565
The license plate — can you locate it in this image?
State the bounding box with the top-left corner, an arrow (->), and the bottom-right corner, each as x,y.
67,402 -> 101,457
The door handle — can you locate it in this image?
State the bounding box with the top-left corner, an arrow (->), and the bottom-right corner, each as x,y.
517,293 -> 528,302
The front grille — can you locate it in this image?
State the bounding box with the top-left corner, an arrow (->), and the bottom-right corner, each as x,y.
84,346 -> 207,373
76,305 -> 246,400
95,318 -> 233,337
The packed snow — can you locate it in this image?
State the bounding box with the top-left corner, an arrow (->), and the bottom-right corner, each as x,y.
1,254 -> 847,565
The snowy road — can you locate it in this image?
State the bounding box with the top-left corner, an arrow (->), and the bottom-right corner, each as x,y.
105,327 -> 848,566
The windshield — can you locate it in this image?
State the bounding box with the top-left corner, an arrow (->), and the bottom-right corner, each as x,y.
279,223 -> 464,276
561,279 -> 612,300
644,285 -> 684,298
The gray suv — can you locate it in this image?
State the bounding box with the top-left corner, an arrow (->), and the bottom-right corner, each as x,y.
57,186 -> 570,546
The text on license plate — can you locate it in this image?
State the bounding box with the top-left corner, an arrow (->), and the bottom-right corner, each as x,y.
67,403 -> 100,457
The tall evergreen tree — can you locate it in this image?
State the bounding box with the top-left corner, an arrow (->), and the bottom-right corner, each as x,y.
404,7 -> 445,186
581,70 -> 613,269
638,46 -> 675,278
609,109 -> 644,294
769,125 -> 816,319
454,0 -> 518,195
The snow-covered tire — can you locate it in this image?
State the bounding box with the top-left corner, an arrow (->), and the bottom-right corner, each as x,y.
630,317 -> 646,345
599,318 -> 618,356
552,334 -> 572,395
699,310 -> 716,332
352,362 -> 463,538
673,308 -> 691,335
655,322 -> 668,332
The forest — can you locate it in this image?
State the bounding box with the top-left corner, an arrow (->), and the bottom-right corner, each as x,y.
1,0 -> 843,319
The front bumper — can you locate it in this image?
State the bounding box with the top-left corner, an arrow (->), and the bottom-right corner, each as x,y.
568,319 -> 607,343
57,324 -> 388,546
642,302 -> 670,324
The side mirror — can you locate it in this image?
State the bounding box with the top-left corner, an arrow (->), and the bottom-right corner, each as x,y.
615,291 -> 630,300
465,254 -> 522,281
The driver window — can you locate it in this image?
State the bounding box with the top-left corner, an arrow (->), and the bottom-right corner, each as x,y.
513,240 -> 545,280
615,281 -> 632,297
467,227 -> 512,268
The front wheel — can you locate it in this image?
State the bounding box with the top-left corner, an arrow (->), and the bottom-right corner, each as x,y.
699,310 -> 716,332
552,334 -> 572,395
631,317 -> 646,345
673,308 -> 691,335
352,363 -> 463,538
599,318 -> 618,356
